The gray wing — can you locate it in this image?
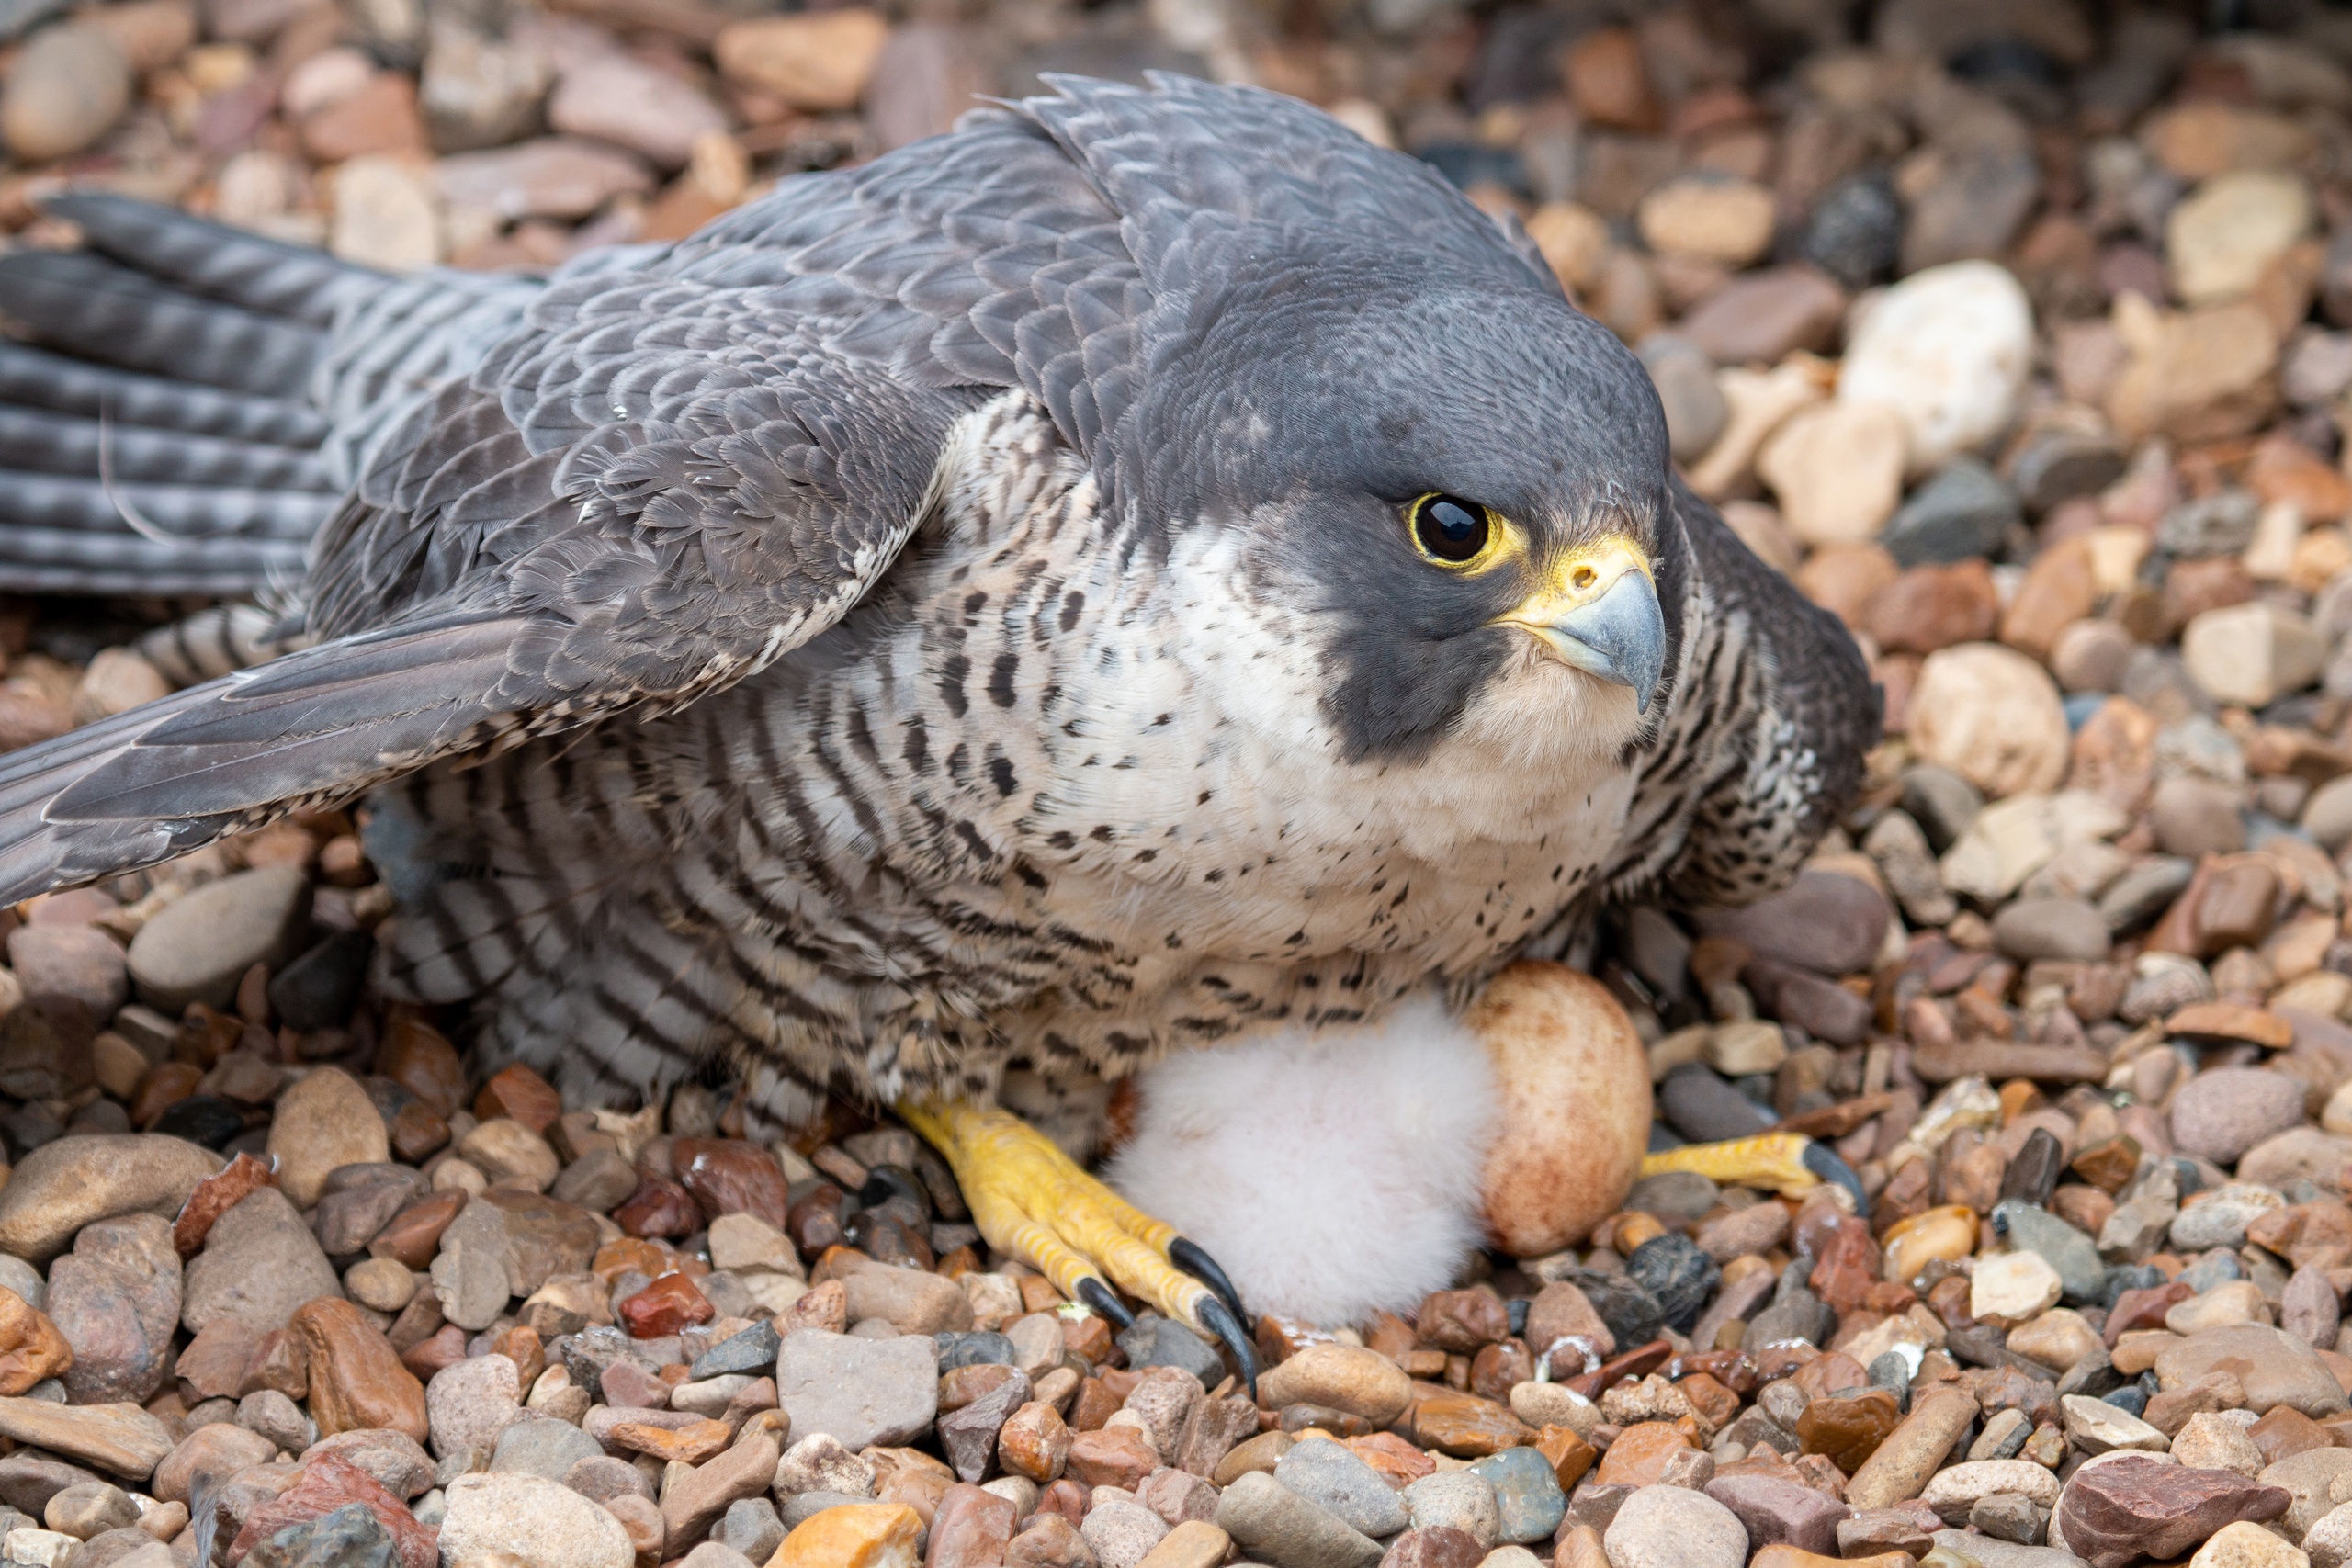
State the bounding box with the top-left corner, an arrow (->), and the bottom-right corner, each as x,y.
1603,477 -> 1880,910
0,75 -> 1553,900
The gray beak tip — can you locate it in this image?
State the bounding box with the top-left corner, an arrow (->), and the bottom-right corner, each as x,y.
1546,569 -> 1666,716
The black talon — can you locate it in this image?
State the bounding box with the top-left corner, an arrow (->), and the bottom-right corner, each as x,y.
1802,1138 -> 1867,1212
1077,1274 -> 1136,1330
1169,1236 -> 1248,1325
1195,1292 -> 1258,1399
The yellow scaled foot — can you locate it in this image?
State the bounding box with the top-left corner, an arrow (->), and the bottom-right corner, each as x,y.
1639,1131 -> 1864,1205
896,1098 -> 1256,1385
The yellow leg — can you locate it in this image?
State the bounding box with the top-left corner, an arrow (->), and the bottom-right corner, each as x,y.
897,1097 -> 1256,1385
1638,1131 -> 1862,1205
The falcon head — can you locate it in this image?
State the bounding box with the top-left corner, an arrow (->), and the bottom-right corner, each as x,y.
1147,245 -> 1677,769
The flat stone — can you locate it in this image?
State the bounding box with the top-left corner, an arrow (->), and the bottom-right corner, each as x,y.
436,1471 -> 632,1568
2055,1451 -> 2291,1568
2157,1325 -> 2349,1418
0,1399 -> 172,1482
181,1188 -> 342,1334
775,1330 -> 936,1450
0,1136 -> 222,1266
662,1430 -> 780,1548
1702,1472 -> 1847,1555
1921,1461 -> 2062,1526
2060,1394 -> 2169,1455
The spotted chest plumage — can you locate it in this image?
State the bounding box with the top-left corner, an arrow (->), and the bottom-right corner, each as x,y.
372,389 -> 1860,1134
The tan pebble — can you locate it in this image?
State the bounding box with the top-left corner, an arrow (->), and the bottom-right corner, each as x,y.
713,10 -> 889,112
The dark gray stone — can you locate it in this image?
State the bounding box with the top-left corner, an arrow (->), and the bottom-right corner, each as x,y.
1625,1234 -> 1717,1334
1116,1314 -> 1224,1385
1883,459 -> 2018,566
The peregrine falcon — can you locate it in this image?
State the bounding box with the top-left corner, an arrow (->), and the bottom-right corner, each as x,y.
0,74 -> 1874,1362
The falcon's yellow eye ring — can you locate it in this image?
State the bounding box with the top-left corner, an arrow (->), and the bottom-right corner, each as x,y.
1407,492 -> 1502,570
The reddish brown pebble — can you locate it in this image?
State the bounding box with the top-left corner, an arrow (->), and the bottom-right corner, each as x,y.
1416,1287 -> 1510,1353
238,1326 -> 309,1401
377,1015 -> 467,1117
998,1401 -> 1070,1484
292,1297 -> 428,1444
617,1271 -> 713,1337
1065,1426 -> 1157,1488
1409,1390 -> 1532,1456
130,1061 -> 202,1128
1794,1389 -> 1901,1475
388,1100 -> 451,1164
614,1175 -> 700,1239
366,1190 -> 467,1270
230,1452 -> 435,1568
673,1137 -> 792,1230
472,1062 -> 560,1131
171,1151 -> 276,1258
1595,1422 -> 1693,1487
399,1323 -> 469,1382
2052,1451 -> 2290,1568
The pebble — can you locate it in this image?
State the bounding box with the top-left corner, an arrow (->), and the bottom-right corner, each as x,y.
2169,170 -> 2313,307
1908,645 -> 2071,799
2182,602 -> 2326,707
1467,1447 -> 1566,1545
1992,898 -> 2111,962
266,1068 -> 390,1209
712,9 -> 889,111
1756,401 -> 1907,547
2054,1452 -> 2288,1565
1636,175 -> 1776,267
436,1471 -> 633,1568
1213,1471 -> 1382,1568
2156,1325 -> 2349,1418
775,1330 -> 937,1450
769,1502 -> 921,1567
545,53 -> 725,171
292,1298 -> 428,1444
1838,261 -> 2035,473
125,867 -> 311,1014
0,22 -> 129,161
1678,269 -> 1848,367
1601,1483 -> 1748,1568
0,1136 -> 221,1266
1404,1471 -> 1500,1547
1971,1252 -> 2063,1324
180,1187 -> 342,1333
1883,458 -> 2019,567
1274,1438 -> 1408,1538
2171,1070 -> 2309,1165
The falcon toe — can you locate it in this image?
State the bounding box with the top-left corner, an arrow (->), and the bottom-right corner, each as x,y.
1638,1130 -> 1864,1209
897,1097 -> 1257,1392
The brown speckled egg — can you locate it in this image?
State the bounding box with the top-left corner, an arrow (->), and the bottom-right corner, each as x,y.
1470,960 -> 1652,1257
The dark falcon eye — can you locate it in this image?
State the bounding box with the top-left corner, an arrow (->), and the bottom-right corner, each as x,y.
1409,493 -> 1493,565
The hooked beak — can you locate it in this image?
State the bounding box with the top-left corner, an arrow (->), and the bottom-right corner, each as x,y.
1498,535 -> 1666,714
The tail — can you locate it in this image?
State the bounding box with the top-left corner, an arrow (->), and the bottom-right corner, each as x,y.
0,194 -> 385,595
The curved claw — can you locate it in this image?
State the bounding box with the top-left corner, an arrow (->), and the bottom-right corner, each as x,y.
1076,1274 -> 1136,1330
1169,1236 -> 1248,1325
1802,1138 -> 1867,1212
1194,1292 -> 1258,1399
